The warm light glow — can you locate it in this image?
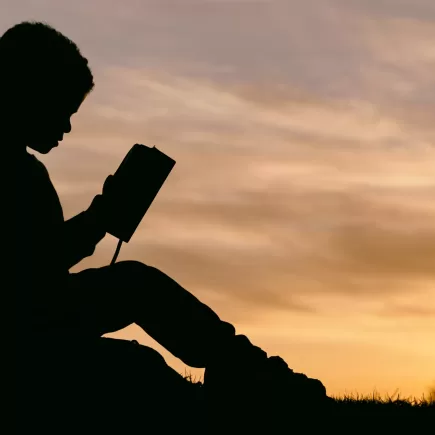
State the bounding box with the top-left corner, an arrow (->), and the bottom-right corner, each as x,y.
6,0 -> 434,398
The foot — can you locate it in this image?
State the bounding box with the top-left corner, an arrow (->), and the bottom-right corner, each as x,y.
204,336 -> 329,430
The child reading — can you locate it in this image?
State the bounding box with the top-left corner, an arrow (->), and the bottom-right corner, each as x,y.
8,20 -> 326,433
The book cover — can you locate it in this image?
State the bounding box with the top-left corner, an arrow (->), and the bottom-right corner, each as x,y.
103,144 -> 176,243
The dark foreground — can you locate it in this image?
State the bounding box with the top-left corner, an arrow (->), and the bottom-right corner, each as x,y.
16,337 -> 434,433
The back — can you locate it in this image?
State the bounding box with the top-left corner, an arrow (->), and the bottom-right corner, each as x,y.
14,149 -> 68,334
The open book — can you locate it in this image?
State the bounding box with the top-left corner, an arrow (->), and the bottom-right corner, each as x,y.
103,144 -> 176,243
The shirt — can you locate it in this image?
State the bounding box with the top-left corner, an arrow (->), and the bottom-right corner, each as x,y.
14,149 -> 105,334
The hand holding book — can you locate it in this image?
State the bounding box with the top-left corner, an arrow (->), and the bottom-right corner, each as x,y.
94,144 -> 176,244
85,174 -> 115,234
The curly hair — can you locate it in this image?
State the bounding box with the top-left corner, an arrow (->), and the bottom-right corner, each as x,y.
0,21 -> 94,103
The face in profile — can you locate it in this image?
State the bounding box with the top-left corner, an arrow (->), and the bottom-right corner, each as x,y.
25,90 -> 85,154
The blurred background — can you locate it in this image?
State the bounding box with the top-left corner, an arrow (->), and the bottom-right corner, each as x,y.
4,0 -> 435,398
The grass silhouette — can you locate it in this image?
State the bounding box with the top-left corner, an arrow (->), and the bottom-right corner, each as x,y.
183,370 -> 434,405
183,371 -> 434,421
331,390 -> 434,410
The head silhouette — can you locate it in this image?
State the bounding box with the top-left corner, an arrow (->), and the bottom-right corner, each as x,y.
0,21 -> 94,154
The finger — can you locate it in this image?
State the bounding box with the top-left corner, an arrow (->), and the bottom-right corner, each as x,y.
103,175 -> 115,196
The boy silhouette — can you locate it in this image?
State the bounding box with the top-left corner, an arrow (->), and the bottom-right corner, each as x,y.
9,21 -> 326,433
7,19 -> 255,365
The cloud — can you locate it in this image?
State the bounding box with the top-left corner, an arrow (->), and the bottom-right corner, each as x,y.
41,66 -> 435,322
380,303 -> 435,318
337,0 -> 435,22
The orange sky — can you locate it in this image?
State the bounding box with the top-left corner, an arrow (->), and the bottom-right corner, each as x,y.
4,0 -> 435,398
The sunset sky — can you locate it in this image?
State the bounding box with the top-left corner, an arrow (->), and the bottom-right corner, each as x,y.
4,0 -> 435,398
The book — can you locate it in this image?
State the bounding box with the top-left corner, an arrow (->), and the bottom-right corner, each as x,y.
103,144 -> 176,243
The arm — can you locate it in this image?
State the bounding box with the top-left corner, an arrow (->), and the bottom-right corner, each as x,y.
63,175 -> 116,269
63,194 -> 107,270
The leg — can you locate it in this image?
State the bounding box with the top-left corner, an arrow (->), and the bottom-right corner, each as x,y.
84,338 -> 205,432
67,260 -> 236,368
64,262 -> 329,431
22,336 -> 205,434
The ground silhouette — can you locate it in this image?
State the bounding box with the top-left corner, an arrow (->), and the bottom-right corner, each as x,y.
10,21 -> 329,433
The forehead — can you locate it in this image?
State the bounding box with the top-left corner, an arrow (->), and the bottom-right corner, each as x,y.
44,89 -> 85,114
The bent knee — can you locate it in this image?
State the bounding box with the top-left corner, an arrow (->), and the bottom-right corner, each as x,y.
112,260 -> 157,277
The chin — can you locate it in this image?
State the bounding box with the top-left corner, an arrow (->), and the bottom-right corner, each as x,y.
28,141 -> 58,154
